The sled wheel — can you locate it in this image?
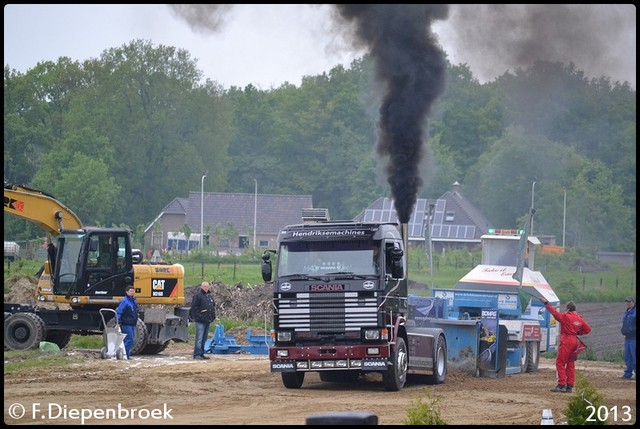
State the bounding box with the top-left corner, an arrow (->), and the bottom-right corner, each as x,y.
116,348 -> 125,360
101,347 -> 108,359
525,341 -> 540,372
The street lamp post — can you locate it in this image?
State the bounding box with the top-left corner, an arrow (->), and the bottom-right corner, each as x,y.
562,188 -> 566,248
253,179 -> 257,254
425,203 -> 435,289
200,171 -> 208,249
531,179 -> 537,236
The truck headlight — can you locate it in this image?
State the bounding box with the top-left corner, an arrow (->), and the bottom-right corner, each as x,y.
277,331 -> 292,342
364,329 -> 380,340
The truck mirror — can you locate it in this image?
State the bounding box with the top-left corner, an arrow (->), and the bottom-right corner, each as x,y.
261,260 -> 272,282
391,259 -> 404,279
391,247 -> 403,260
390,246 -> 404,278
261,251 -> 272,282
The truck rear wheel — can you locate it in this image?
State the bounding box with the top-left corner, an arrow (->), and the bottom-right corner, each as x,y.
4,313 -> 46,350
427,334 -> 447,384
282,372 -> 305,389
382,336 -> 408,391
525,341 -> 540,372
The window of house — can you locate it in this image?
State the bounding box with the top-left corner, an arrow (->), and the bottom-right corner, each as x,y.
445,211 -> 455,222
259,240 -> 269,248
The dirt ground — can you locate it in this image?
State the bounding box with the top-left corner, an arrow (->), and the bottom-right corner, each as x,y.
3,338 -> 636,425
4,278 -> 636,425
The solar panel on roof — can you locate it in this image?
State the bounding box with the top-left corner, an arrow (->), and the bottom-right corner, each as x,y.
362,198 -> 478,241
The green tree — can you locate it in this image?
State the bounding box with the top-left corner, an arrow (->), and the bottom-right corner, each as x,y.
65,39 -> 232,228
31,151 -> 120,226
182,223 -> 192,257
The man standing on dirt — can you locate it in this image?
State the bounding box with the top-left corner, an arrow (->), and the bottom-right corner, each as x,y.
621,297 -> 636,379
190,281 -> 216,360
116,285 -> 138,360
539,298 -> 591,393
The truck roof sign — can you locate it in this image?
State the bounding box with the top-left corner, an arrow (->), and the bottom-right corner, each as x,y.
279,222 -> 400,242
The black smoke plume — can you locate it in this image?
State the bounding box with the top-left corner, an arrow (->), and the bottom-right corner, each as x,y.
333,5 -> 449,223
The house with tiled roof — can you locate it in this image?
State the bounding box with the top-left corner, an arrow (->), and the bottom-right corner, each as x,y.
145,182 -> 491,257
357,182 -> 493,253
144,192 -> 313,256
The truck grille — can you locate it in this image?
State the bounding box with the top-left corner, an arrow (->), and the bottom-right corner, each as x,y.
275,292 -> 379,332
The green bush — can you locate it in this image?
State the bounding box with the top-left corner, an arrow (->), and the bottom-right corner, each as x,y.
403,387 -> 447,425
564,371 -> 607,425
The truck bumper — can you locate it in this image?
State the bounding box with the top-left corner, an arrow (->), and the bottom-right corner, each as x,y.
270,344 -> 390,372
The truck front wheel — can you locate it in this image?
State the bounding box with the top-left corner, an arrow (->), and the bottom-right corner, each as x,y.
281,372 -> 305,389
383,336 -> 408,391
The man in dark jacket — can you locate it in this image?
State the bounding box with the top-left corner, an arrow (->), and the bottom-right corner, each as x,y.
190,281 -> 216,360
116,285 -> 138,359
540,298 -> 591,393
621,297 -> 636,379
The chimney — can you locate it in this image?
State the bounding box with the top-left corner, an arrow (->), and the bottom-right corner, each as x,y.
452,181 -> 461,196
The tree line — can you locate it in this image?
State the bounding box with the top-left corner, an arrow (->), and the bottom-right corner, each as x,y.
4,39 -> 636,253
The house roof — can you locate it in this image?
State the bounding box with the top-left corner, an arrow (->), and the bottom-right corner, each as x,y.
357,183 -> 493,242
438,187 -> 492,241
146,183 -> 491,244
164,197 -> 189,215
185,192 -> 313,236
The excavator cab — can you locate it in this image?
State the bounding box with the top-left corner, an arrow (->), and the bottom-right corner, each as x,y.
51,229 -> 134,302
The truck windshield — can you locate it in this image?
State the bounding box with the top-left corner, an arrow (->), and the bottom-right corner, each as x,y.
277,240 -> 379,277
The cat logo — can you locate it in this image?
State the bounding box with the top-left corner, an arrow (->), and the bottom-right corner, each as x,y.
152,279 -> 166,290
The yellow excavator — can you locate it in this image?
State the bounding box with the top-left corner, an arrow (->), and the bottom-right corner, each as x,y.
4,182 -> 189,354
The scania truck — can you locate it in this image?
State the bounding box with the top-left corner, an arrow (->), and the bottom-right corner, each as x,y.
261,210 -> 447,391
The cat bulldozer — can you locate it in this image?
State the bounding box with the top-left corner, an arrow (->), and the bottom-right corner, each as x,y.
4,182 -> 189,354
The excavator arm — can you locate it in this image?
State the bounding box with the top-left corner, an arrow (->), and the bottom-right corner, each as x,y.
4,182 -> 83,235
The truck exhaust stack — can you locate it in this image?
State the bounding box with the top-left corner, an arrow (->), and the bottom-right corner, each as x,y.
401,223 -> 408,256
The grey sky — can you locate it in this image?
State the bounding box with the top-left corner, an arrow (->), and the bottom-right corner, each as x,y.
4,4 -> 636,89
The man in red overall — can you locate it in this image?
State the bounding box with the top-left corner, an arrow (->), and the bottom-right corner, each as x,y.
540,298 -> 591,393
